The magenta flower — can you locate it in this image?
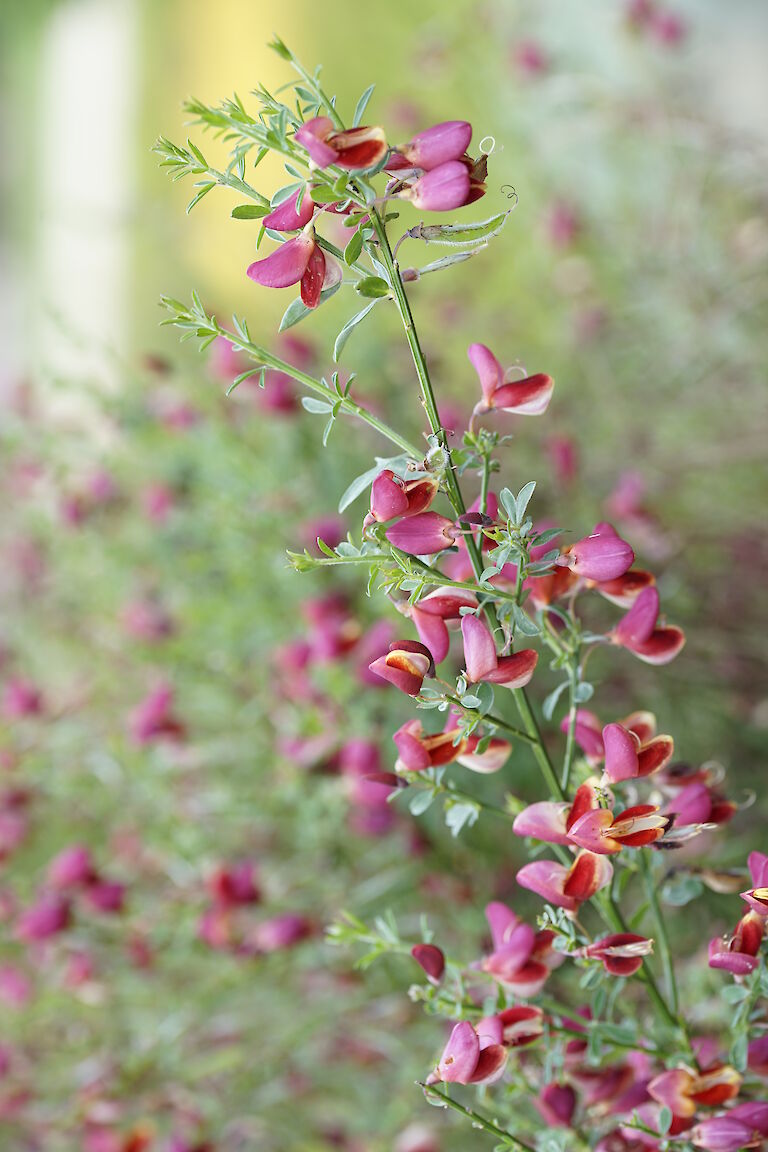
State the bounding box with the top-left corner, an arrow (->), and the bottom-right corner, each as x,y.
516,851 -> 613,912
367,469 -> 438,524
262,189 -> 315,231
16,893 -> 71,942
294,116 -> 388,170
461,613 -> 538,689
689,1116 -> 762,1152
601,719 -> 674,783
426,1020 -> 507,1086
649,1064 -> 742,1117
468,343 -> 554,417
247,228 -> 340,309
557,522 -> 635,583
385,511 -> 458,555
478,1006 -> 544,1048
741,851 -> 768,917
411,943 -> 445,983
404,586 -> 477,665
536,1083 -> 577,1127
207,861 -> 261,908
403,161 -> 472,211
48,845 -> 96,889
393,717 -> 510,775
478,901 -> 562,995
609,585 -> 686,664
568,802 -> 670,855
513,780 -> 601,847
1,678 -> 43,720
581,933 -> 653,976
129,684 -> 186,745
390,120 -> 472,171
709,910 -> 764,975
84,880 -> 125,915
368,640 -> 435,695
247,913 -> 313,954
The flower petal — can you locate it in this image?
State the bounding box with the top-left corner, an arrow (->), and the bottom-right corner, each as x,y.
488,374 -> 554,416
246,233 -> 314,288
461,613 -> 498,681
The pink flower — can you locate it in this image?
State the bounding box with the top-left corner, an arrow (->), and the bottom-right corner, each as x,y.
390,120 -> 472,171
709,911 -> 764,976
393,717 -> 510,775
468,343 -> 554,418
478,901 -> 561,995
129,684 -> 186,745
385,511 -> 458,555
557,523 -> 635,583
0,966 -> 31,1006
1,678 -> 43,719
426,1020 -> 507,1086
404,586 -> 477,665
142,483 -> 175,523
16,893 -> 71,941
478,1006 -> 544,1048
689,1116 -> 761,1152
403,161 -> 473,211
568,802 -> 670,855
582,933 -> 653,976
649,1064 -> 742,1117
601,720 -> 674,784
741,851 -> 768,917
536,1083 -> 577,1127
48,845 -> 96,889
247,227 -> 340,309
122,598 -> 174,642
513,780 -> 601,847
368,640 -> 435,695
294,116 -> 388,170
411,943 -> 445,983
84,881 -> 125,915
516,851 -> 613,912
262,189 -> 315,231
367,470 -> 438,525
609,585 -> 685,664
461,613 -> 538,689
247,913 -> 313,954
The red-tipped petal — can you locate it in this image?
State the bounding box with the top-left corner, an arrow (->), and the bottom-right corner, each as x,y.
516,859 -> 575,911
483,649 -> 538,689
415,588 -> 478,618
626,626 -> 686,665
488,374 -> 554,417
564,851 -> 614,901
300,243 -> 326,308
468,1042 -> 508,1084
294,116 -> 337,167
637,734 -> 674,777
330,125 -> 388,170
370,470 -> 409,522
246,233 -> 314,289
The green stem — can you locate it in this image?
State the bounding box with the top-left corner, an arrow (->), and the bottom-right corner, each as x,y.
443,696 -> 536,746
417,1084 -> 535,1152
561,657 -> 580,793
206,321 -> 420,457
640,850 -> 680,1016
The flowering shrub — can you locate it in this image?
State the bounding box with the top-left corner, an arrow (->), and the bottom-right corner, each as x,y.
156,38 -> 768,1152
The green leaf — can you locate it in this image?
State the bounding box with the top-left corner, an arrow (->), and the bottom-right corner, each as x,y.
512,604 -> 540,636
543,680 -> 569,721
344,230 -> 364,266
231,204 -> 270,220
301,397 -> 333,414
413,211 -> 510,247
186,181 -> 215,213
409,790 -> 434,816
444,799 -> 480,838
333,301 -> 378,362
499,487 -> 517,521
354,276 -> 390,299
270,182 -> 303,208
658,1107 -> 673,1135
418,251 -> 478,275
352,84 -> 375,127
515,481 -> 536,520
337,455 -> 410,513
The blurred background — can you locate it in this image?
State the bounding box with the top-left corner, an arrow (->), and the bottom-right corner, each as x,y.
1,1 -> 767,1149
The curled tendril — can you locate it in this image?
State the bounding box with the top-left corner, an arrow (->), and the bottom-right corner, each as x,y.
500,184 -> 519,206
478,135 -> 497,155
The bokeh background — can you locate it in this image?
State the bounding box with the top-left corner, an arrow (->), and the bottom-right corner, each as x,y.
1,1 -> 767,1149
